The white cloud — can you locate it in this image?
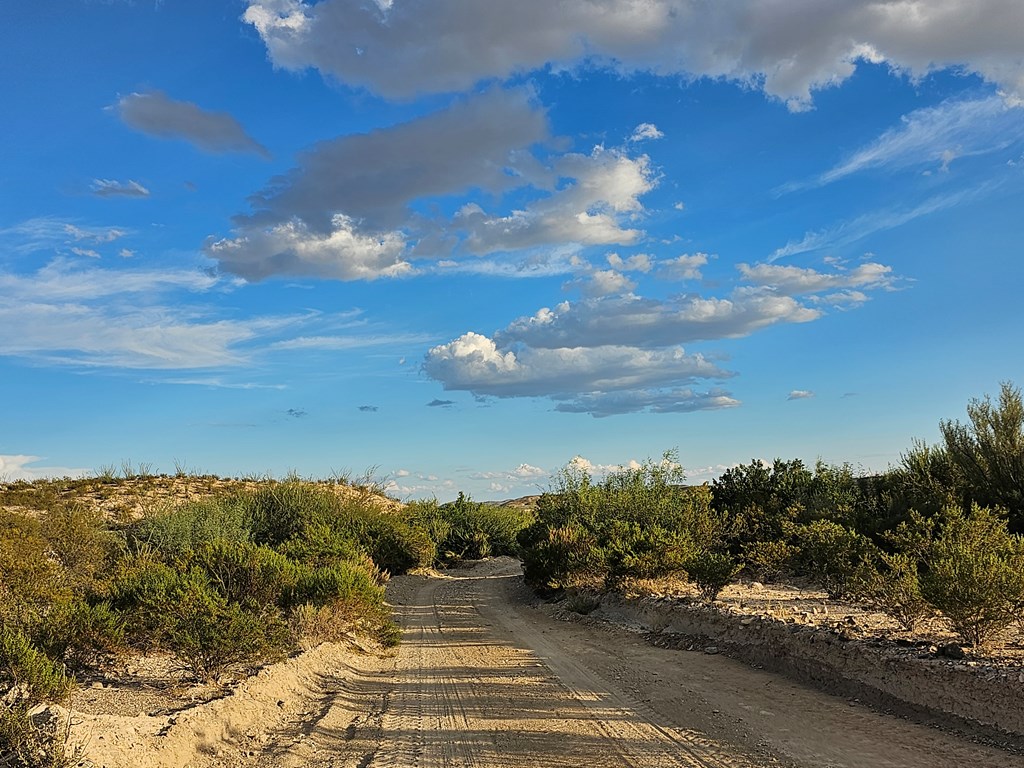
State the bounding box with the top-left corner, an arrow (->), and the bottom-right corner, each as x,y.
0,455 -> 89,482
498,292 -> 820,349
70,247 -> 101,259
607,252 -> 652,273
245,0 -> 1024,107
738,261 -> 895,295
116,91 -> 269,157
91,179 -> 151,198
423,331 -> 734,415
425,331 -> 729,397
783,96 -> 1024,192
564,268 -> 636,298
0,218 -> 128,254
768,187 -> 987,261
788,389 -> 815,400
457,147 -> 655,255
630,122 -> 664,142
554,387 -> 740,418
0,260 -> 358,370
207,215 -> 413,282
658,252 -> 708,281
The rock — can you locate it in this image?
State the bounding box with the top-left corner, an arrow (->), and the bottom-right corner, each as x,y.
750,582 -> 764,590
740,617 -> 755,626
938,642 -> 966,660
704,646 -> 720,655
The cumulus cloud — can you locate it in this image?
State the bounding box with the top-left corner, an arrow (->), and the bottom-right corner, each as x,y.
658,253 -> 708,281
207,215 -> 413,282
210,89 -> 660,280
91,179 -> 150,198
607,252 -> 653,273
498,292 -> 820,349
241,87 -> 548,233
423,331 -> 732,415
630,122 -> 664,142
245,0 -> 1024,107
116,91 -> 269,157
788,389 -> 815,400
554,387 -> 739,418
457,147 -> 656,255
564,268 -> 636,298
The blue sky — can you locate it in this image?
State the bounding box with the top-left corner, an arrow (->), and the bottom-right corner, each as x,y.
3,1 -> 1023,500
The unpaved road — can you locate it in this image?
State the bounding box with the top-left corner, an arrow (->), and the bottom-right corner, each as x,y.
355,559 -> 1018,768
69,558 -> 1022,767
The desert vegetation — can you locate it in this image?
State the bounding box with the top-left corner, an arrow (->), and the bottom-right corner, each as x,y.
4,383 -> 1024,766
0,473 -> 530,767
520,383 -> 1024,653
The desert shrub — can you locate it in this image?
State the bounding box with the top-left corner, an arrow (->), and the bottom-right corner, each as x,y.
0,511 -> 70,633
104,553 -> 181,647
134,495 -> 251,557
289,560 -> 384,609
563,592 -> 601,615
277,523 -> 365,570
603,521 -> 695,589
520,523 -> 603,591
521,453 -> 725,592
415,494 -> 534,563
742,539 -> 799,581
939,382 -> 1024,530
187,541 -> 298,609
39,504 -> 119,593
0,626 -> 76,768
854,553 -> 931,632
0,628 -> 74,705
687,551 -> 743,602
355,515 -> 436,574
920,504 -> 1024,647
160,569 -> 289,680
245,481 -> 339,546
795,520 -> 878,598
34,600 -> 126,669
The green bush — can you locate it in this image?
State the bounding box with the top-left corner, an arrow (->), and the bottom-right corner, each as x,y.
687,551 -> 742,602
795,520 -> 877,598
854,553 -> 930,632
35,600 -> 127,669
134,496 -> 252,557
0,627 -> 74,705
920,504 -> 1024,647
520,523 -> 603,591
160,570 -> 289,680
188,541 -> 298,609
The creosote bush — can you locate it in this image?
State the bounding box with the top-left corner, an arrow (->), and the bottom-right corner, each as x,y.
919,504 -> 1024,647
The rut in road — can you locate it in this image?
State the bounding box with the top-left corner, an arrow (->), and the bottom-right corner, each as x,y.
367,560 -> 761,768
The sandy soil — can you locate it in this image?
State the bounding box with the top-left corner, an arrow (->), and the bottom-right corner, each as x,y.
64,559 -> 1022,767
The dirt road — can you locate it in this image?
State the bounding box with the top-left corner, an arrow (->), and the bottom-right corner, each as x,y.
358,559 -> 1018,768
68,558 -> 1022,767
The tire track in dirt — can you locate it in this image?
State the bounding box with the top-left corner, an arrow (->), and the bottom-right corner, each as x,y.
371,560 -> 763,767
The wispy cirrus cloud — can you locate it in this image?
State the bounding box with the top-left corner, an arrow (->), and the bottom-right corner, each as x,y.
768,186 -> 990,261
780,96 -> 1024,192
91,178 -> 151,198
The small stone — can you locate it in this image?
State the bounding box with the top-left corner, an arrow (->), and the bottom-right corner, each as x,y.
938,642 -> 966,660
90,681 -> 104,689
750,582 -> 764,590
704,645 -> 720,655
